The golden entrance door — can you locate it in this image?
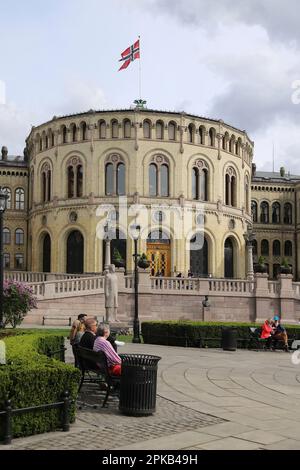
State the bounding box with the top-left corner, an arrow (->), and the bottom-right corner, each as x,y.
147,243 -> 171,277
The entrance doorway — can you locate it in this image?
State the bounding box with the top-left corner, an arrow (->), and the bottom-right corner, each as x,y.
147,230 -> 171,276
67,230 -> 84,273
42,233 -> 51,273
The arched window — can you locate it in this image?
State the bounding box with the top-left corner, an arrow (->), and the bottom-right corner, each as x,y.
192,168 -> 199,200
2,187 -> 11,209
188,124 -> 195,143
199,126 -> 205,145
15,188 -> 25,210
39,137 -> 43,151
284,240 -> 293,257
284,203 -> 292,224
67,158 -> 83,198
272,202 -> 281,224
15,228 -> 24,245
15,254 -> 24,270
224,238 -> 234,278
229,135 -> 235,153
67,230 -> 84,273
42,233 -> 51,272
168,122 -> 176,140
45,134 -> 49,149
190,234 -> 208,277
111,120 -> 119,138
225,167 -> 237,206
99,120 -> 106,139
156,121 -> 164,139
105,155 -> 126,196
41,163 -> 51,202
149,157 -> 170,197
192,161 -> 208,201
251,201 -> 258,222
80,121 -> 87,140
209,128 -> 216,147
245,177 -> 249,213
62,125 -> 67,144
222,132 -> 229,151
123,119 -> 131,138
71,124 -> 77,142
273,240 -> 281,256
160,164 -> 169,197
51,130 -> 55,147
3,253 -> 10,268
235,139 -> 241,156
261,239 -> 269,256
143,120 -> 151,138
149,163 -> 158,196
3,228 -> 10,244
252,239 -> 257,255
260,202 -> 269,223
117,163 -> 125,195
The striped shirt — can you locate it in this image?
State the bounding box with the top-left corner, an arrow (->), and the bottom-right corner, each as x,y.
93,337 -> 121,368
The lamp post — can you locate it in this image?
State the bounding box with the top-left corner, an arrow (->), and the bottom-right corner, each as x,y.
0,190 -> 8,330
243,225 -> 256,281
131,224 -> 141,343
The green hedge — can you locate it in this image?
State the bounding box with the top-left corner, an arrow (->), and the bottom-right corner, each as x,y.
141,321 -> 300,348
0,332 -> 80,441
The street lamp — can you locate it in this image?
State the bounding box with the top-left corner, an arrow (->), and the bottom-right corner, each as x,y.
131,224 -> 141,343
0,190 -> 9,330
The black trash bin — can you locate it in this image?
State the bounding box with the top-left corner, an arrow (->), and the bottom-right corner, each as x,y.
119,354 -> 161,416
221,327 -> 237,351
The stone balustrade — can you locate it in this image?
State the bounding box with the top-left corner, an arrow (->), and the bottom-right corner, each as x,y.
4,270 -> 99,283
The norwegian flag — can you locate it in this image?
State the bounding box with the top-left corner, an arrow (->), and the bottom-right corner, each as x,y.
118,39 -> 140,71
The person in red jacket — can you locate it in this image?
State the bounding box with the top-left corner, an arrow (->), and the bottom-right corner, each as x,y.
260,318 -> 274,348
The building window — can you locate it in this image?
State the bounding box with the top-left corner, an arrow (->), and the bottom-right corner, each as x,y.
199,126 -> 205,145
80,121 -> 87,140
149,158 -> 169,197
283,203 -> 292,224
15,254 -> 24,269
41,163 -> 51,202
15,228 -> 24,245
123,119 -> 131,138
229,135 -> 235,153
156,121 -> 164,139
149,164 -> 157,196
192,161 -> 208,201
251,201 -> 257,222
160,164 -> 169,197
2,187 -> 11,209
15,188 -> 25,210
3,228 -> 10,244
111,120 -> 119,138
67,158 -> 83,198
143,120 -> 151,138
225,167 -> 237,207
105,156 -> 125,196
62,125 -> 67,143
260,202 -> 269,223
245,177 -> 250,213
273,240 -> 281,257
188,124 -> 195,143
284,240 -> 293,257
3,253 -> 10,269
261,239 -> 269,256
168,122 -> 176,140
272,202 -> 281,224
71,124 -> 77,142
99,120 -> 106,139
209,128 -> 216,147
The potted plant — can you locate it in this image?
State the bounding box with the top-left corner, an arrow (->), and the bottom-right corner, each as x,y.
112,247 -> 125,268
280,258 -> 292,275
138,253 -> 150,269
254,255 -> 267,273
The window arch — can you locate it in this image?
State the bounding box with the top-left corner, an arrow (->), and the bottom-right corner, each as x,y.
3,228 -> 10,244
285,240 -> 293,257
260,201 -> 269,223
168,121 -> 176,140
149,156 -> 169,196
99,120 -> 106,139
272,202 -> 281,224
3,253 -> 10,269
199,126 -> 205,145
105,155 -> 125,196
15,188 -> 25,210
67,157 -> 84,198
156,120 -> 164,139
123,119 -> 131,138
209,127 -> 216,147
80,121 -> 87,140
111,119 -> 119,138
273,240 -> 281,256
50,129 -> 55,147
229,135 -> 235,153
192,160 -> 208,201
225,167 -> 237,206
188,124 -> 195,143
15,228 -> 24,245
235,138 -> 242,156
261,239 -> 269,256
70,123 -> 77,142
61,125 -> 67,144
41,162 -> 51,202
222,132 -> 229,151
251,200 -> 258,222
143,120 -> 151,138
284,203 -> 292,224
2,187 -> 11,209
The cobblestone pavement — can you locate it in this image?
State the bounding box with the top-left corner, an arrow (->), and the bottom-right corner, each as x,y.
3,342 -> 300,450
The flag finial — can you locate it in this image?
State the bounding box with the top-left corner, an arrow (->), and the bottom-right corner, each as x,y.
134,99 -> 147,109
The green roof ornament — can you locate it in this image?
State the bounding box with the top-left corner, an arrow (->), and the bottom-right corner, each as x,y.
134,99 -> 147,109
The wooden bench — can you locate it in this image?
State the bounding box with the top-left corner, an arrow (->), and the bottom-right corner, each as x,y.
248,327 -> 295,351
75,346 -> 120,408
42,316 -> 72,326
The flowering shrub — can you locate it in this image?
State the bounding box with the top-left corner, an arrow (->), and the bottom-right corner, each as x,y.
3,280 -> 37,328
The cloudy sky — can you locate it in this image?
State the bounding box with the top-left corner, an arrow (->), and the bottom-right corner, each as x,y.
1,0 -> 300,172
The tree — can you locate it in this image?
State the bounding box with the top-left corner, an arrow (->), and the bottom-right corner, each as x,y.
3,280 -> 37,328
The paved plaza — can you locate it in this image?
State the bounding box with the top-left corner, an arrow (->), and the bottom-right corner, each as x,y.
4,343 -> 300,450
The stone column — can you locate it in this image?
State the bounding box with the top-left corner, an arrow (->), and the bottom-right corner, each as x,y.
246,243 -> 254,280
104,239 -> 111,270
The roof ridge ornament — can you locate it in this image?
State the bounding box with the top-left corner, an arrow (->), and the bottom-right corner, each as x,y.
133,99 -> 147,109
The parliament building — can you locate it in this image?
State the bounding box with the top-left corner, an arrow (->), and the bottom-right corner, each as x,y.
0,106 -> 298,280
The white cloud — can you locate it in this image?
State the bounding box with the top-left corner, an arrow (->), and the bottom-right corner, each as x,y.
53,81 -> 108,116
0,102 -> 35,155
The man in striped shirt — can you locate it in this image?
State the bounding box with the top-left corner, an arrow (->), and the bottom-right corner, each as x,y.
93,325 -> 122,376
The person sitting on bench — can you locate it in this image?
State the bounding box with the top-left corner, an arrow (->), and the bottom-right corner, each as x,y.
260,318 -> 274,348
93,325 -> 122,376
79,317 -> 117,352
272,316 -> 289,352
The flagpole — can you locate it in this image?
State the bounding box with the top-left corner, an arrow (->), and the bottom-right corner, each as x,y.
138,35 -> 142,100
